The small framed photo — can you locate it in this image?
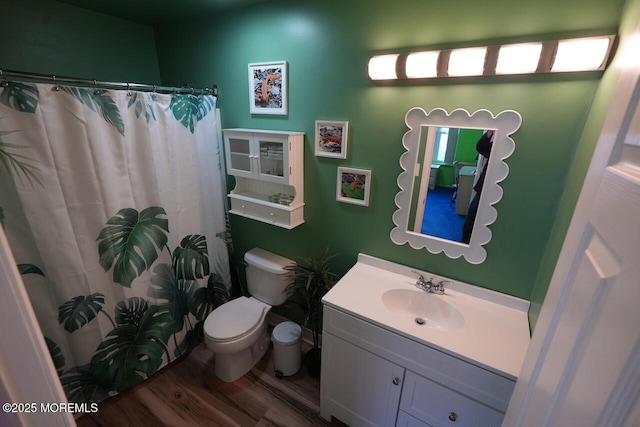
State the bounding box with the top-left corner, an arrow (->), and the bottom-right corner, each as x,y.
337,167 -> 371,206
315,120 -> 349,159
248,61 -> 287,115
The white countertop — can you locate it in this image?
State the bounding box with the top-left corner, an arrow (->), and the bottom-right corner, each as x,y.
322,254 -> 531,380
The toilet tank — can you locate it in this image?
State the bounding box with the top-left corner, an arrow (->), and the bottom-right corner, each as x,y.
244,248 -> 294,306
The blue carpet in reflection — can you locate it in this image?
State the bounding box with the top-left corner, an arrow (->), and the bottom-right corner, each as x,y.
421,187 -> 466,242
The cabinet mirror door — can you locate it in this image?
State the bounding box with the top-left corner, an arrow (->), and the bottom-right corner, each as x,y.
227,135 -> 253,177
257,136 -> 287,183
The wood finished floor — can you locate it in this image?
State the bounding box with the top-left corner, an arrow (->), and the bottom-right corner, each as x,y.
76,339 -> 346,427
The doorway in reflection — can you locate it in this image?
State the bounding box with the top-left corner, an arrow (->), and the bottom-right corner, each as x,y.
420,187 -> 465,241
416,127 -> 484,243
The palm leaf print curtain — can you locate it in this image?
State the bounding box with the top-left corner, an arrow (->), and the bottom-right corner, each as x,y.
0,81 -> 231,403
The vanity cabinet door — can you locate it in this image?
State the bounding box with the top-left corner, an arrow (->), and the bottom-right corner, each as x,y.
400,371 -> 504,427
321,333 -> 404,427
396,411 -> 432,427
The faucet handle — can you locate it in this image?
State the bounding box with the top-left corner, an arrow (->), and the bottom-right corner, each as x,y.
411,271 -> 434,291
433,280 -> 450,294
411,270 -> 425,282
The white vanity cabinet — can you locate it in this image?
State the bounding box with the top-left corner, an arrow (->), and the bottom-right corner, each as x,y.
223,129 -> 304,229
321,305 -> 515,427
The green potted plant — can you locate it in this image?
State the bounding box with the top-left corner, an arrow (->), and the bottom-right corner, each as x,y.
284,248 -> 338,378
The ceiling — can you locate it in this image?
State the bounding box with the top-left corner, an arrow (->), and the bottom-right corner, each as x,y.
54,0 -> 269,25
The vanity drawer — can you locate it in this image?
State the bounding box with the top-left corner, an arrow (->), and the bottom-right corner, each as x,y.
322,306 -> 515,412
400,371 -> 504,427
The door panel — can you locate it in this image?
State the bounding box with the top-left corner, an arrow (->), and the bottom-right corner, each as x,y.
504,18 -> 640,426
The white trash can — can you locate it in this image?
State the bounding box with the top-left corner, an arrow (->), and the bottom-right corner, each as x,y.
271,321 -> 302,378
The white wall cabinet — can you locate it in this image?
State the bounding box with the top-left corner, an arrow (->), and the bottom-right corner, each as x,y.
223,129 -> 304,229
320,306 -> 514,427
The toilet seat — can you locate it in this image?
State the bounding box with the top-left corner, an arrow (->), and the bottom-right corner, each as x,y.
204,296 -> 269,343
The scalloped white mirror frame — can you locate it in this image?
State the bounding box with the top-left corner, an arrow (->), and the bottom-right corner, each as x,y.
390,107 -> 522,264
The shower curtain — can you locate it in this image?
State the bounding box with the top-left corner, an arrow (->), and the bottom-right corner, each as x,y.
0,81 -> 231,404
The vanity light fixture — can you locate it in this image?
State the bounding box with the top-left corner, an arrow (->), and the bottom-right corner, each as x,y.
496,43 -> 543,75
367,34 -> 616,81
368,54 -> 399,80
551,36 -> 613,72
448,47 -> 487,77
406,51 -> 440,78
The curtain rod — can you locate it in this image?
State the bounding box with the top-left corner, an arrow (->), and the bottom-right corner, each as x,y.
0,69 -> 218,97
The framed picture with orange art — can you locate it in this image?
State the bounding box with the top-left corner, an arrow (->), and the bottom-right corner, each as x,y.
336,167 -> 371,206
315,120 -> 349,158
248,61 -> 287,115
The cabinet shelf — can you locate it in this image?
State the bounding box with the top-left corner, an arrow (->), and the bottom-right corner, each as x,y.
224,129 -> 304,229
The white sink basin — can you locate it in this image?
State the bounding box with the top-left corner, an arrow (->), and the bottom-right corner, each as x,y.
382,289 -> 465,331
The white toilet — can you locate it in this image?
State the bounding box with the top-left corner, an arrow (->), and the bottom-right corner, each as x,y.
203,247 -> 294,382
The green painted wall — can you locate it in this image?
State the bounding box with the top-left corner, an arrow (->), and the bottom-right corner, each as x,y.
456,129 -> 484,164
1,0 -> 161,83
155,0 -> 624,309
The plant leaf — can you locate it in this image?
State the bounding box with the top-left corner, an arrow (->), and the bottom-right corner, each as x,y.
0,138 -> 42,187
196,95 -> 215,121
58,293 -> 105,333
45,337 -> 65,376
170,95 -> 214,133
96,207 -> 169,287
90,302 -> 174,392
128,92 -> 156,123
114,296 -> 148,327
148,263 -> 197,333
60,364 -> 113,404
284,249 -> 338,338
174,323 -> 202,358
18,263 -> 45,276
172,234 -> 209,280
61,87 -> 125,136
0,82 -> 39,113
190,273 -> 229,321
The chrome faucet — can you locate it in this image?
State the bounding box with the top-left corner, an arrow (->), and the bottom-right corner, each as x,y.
431,280 -> 449,295
411,271 -> 447,295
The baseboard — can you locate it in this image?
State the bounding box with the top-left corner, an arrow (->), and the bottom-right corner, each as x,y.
267,312 -> 320,347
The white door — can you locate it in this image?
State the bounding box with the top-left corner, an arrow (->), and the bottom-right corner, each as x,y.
504,20 -> 640,427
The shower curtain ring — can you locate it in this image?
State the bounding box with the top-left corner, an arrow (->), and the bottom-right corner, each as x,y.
52,75 -> 60,91
126,83 -> 131,97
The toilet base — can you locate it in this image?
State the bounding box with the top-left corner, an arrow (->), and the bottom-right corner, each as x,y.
214,333 -> 270,382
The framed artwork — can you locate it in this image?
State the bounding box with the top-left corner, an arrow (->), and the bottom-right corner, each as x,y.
248,61 -> 288,115
315,120 -> 349,159
337,167 -> 371,206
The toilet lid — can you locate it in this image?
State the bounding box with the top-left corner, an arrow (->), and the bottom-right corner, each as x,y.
204,297 -> 268,342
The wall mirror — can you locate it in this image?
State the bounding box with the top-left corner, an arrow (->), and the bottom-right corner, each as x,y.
390,107 -> 522,264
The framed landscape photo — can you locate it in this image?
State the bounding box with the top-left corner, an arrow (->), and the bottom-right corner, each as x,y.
337,167 -> 371,206
248,61 -> 288,115
315,120 -> 349,159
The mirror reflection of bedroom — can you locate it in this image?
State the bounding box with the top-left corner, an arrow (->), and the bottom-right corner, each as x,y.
412,126 -> 491,243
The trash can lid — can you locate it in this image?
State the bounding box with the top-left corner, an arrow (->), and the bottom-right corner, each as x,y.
272,321 -> 302,346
